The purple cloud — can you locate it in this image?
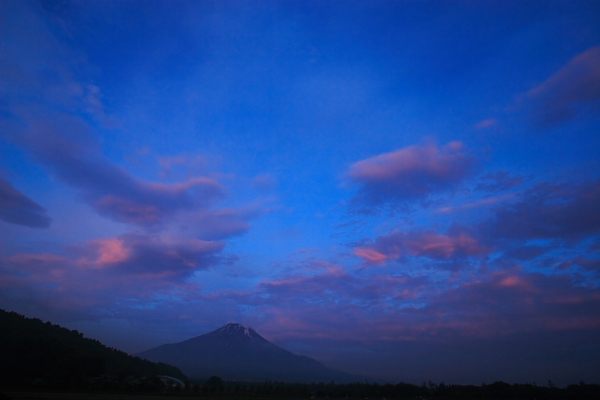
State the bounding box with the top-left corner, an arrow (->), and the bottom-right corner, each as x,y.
353,226 -> 490,266
238,265 -> 600,346
425,269 -> 600,335
0,233 -> 225,322
185,208 -> 262,240
81,234 -> 225,279
20,114 -> 224,227
524,46 -> 600,128
0,175 -> 51,228
4,233 -> 224,283
347,142 -> 475,209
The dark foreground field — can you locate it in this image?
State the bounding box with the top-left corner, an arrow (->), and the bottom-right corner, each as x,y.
3,395 -> 303,400
5,394 -> 223,400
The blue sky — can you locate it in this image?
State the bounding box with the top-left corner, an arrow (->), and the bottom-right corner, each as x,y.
1,0 -> 600,385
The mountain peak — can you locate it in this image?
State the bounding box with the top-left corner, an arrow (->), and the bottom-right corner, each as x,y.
214,322 -> 256,338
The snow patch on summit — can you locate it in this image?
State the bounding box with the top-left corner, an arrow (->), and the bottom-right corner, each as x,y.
218,322 -> 254,338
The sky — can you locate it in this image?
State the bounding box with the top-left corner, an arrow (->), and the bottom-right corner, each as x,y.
1,0 -> 600,387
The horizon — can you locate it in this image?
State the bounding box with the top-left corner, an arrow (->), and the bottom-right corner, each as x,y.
1,0 -> 599,387
2,308 -> 591,388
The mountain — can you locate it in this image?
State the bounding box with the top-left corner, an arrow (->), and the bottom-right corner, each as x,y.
0,309 -> 186,389
137,322 -> 363,383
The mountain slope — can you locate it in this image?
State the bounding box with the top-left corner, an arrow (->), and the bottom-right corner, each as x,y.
137,323 -> 362,383
0,309 -> 186,388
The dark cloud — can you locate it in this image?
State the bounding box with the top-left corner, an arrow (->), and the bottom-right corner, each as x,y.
556,257 -> 600,272
20,114 -> 224,227
524,46 -> 600,128
0,176 -> 51,228
347,142 -> 475,210
484,180 -> 600,242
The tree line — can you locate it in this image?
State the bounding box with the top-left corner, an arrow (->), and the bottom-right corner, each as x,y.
187,378 -> 600,400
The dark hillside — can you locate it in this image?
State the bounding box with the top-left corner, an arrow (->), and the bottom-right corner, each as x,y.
0,309 -> 186,389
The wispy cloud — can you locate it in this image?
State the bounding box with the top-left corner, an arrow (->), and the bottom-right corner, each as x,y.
19,115 -> 225,227
252,173 -> 278,192
435,193 -> 516,214
474,118 -> 498,130
178,204 -> 275,240
0,175 -> 51,228
524,46 -> 600,128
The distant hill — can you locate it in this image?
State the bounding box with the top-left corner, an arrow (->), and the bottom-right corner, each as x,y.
137,322 -> 365,383
0,309 -> 186,389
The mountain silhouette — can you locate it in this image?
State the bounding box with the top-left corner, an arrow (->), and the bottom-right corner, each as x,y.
137,323 -> 362,383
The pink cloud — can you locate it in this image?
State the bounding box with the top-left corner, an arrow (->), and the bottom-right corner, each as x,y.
352,247 -> 395,265
347,142 -> 475,209
524,46 -> 600,127
89,238 -> 130,265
